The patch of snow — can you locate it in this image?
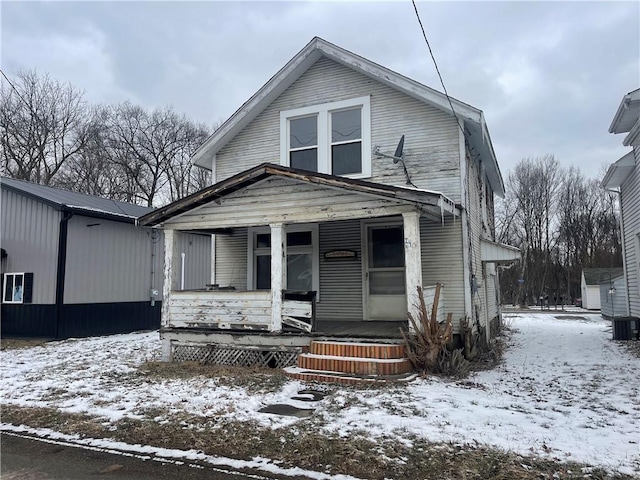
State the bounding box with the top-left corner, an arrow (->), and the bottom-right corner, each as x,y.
1,314 -> 638,475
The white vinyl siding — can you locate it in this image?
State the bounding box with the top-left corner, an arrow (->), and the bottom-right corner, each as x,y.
215,228 -> 248,291
420,217 -> 466,330
620,147 -> 640,317
215,57 -> 461,201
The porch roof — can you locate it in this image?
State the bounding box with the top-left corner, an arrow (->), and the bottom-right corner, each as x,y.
138,163 -> 461,228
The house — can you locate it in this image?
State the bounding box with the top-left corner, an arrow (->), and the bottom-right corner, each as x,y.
602,88 -> 640,321
138,37 -> 519,371
599,271 -> 627,319
0,177 -> 211,338
581,268 -> 623,310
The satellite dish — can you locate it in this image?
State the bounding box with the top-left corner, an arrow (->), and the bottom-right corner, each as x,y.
372,135 -> 414,186
393,135 -> 405,163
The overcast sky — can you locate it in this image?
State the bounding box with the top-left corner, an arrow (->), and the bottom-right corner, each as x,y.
2,1 -> 638,181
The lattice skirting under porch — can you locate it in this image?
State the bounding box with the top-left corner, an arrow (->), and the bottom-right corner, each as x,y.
171,343 -> 300,368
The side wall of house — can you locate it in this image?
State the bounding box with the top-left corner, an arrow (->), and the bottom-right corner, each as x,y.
463,149 -> 498,334
215,57 -> 462,202
621,146 -> 640,317
420,217 -> 466,325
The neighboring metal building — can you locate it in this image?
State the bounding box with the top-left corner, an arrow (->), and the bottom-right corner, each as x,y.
1,177 -> 211,338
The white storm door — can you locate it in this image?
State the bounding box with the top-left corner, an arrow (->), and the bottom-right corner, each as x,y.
364,223 -> 406,320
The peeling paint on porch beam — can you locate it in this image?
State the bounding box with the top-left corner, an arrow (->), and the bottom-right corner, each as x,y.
403,211 -> 423,334
161,229 -> 174,361
270,223 -> 284,332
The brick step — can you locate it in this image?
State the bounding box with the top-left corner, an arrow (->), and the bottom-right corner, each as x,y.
297,353 -> 411,376
309,340 -> 405,359
284,366 -> 417,385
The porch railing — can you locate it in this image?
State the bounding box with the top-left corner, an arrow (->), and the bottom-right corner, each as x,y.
166,290 -> 315,332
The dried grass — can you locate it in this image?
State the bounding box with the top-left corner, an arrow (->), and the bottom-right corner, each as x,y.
1,405 -> 632,480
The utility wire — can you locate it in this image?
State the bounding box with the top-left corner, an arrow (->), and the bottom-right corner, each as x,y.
0,69 -> 50,135
411,0 -> 481,304
410,0 -> 467,138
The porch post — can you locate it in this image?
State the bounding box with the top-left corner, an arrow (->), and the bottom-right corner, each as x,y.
161,229 -> 174,361
270,223 -> 284,332
403,211 -> 423,334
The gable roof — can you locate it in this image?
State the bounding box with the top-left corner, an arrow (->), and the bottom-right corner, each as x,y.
582,267 -> 624,286
138,163 -> 460,228
192,36 -> 505,197
0,177 -> 153,223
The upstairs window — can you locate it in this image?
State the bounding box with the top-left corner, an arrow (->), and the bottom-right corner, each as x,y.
281,96 -> 371,178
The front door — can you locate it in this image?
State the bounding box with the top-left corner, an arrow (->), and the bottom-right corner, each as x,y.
364,222 -> 406,320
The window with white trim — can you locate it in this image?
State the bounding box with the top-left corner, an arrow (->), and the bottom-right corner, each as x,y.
248,225 -> 319,296
280,96 -> 371,178
2,272 -> 33,304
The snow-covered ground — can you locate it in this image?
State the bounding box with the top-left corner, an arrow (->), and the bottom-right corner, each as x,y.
1,312 -> 638,476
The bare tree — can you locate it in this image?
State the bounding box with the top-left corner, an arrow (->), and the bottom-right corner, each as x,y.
0,70 -> 91,185
498,157 -> 623,306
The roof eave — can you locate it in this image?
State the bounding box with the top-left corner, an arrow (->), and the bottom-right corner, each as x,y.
609,88 -> 640,134
601,151 -> 636,189
138,163 -> 462,227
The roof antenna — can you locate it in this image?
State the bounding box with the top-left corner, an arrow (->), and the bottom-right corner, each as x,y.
373,135 -> 416,187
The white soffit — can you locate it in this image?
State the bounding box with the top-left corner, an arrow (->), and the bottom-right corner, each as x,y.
609,88 -> 640,134
601,151 -> 635,189
481,239 -> 521,263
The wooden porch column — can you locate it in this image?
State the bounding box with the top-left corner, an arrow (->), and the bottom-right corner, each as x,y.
270,223 -> 284,332
161,229 -> 175,361
403,211 -> 423,334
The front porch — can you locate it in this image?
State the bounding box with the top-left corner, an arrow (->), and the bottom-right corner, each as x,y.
144,164 -> 462,366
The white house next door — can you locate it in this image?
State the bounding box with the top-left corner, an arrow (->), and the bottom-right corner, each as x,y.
364,222 -> 406,320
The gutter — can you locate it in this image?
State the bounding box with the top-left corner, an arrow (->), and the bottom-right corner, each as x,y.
54,208 -> 73,339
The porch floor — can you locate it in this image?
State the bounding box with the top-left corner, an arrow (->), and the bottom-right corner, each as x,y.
311,320 -> 407,338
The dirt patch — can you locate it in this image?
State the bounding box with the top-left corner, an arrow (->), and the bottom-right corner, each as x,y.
1,338 -> 50,351
1,405 -> 633,480
138,361 -> 289,393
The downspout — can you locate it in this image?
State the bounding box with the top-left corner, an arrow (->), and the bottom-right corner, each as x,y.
605,186 -> 630,317
55,208 -> 73,339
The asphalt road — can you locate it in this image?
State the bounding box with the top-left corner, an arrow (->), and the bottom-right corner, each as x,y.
0,432 -> 280,480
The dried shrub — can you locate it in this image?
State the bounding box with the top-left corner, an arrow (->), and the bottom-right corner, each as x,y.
437,348 -> 470,378
402,284 -> 453,372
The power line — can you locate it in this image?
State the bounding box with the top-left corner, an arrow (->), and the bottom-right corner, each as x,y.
0,69 -> 49,133
411,0 -> 467,138
411,0 -> 482,303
